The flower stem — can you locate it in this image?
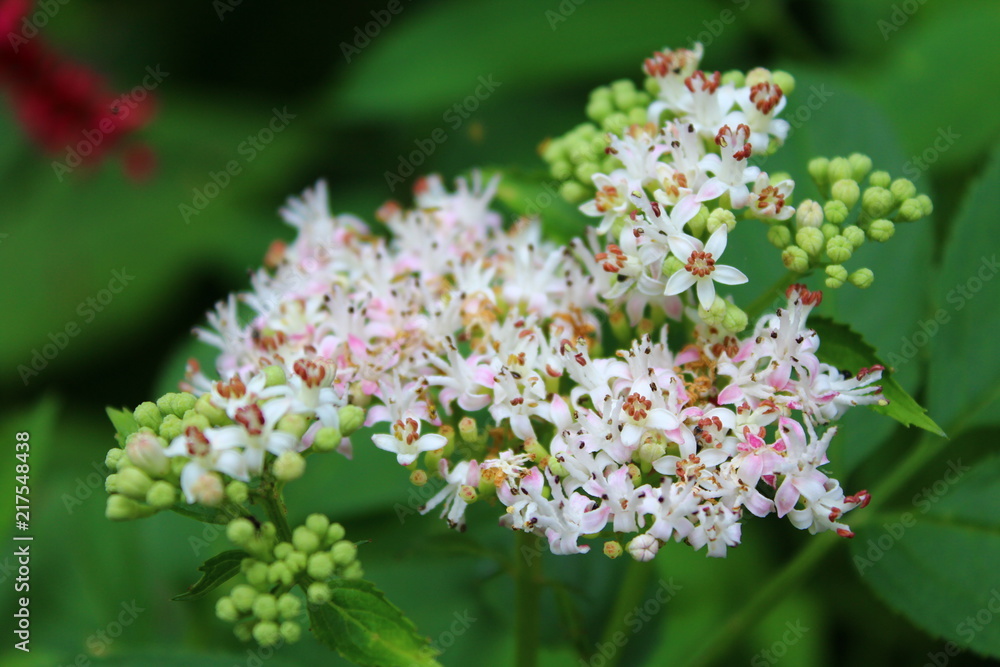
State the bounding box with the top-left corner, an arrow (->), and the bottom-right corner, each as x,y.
515,531 -> 542,667
599,558 -> 654,667
745,270 -> 802,323
258,479 -> 293,543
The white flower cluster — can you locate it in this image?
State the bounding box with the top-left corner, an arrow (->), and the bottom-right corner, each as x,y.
181,45 -> 884,560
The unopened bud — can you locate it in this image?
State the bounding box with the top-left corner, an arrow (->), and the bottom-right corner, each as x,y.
252,594 -> 278,621
848,153 -> 873,182
868,219 -> 895,242
227,518 -> 256,546
795,199 -> 823,228
842,225 -> 865,248
890,178 -> 916,203
698,296 -> 727,326
781,245 -> 810,272
849,268 -> 874,289
722,303 -> 748,333
807,157 -> 829,186
292,526 -> 321,555
826,157 -> 852,184
307,552 -> 335,580
252,621 -> 281,647
825,264 -> 848,289
226,480 -> 249,504
831,179 -> 860,210
307,582 -> 331,604
897,198 -> 924,222
277,593 -> 301,620
195,394 -> 230,426
133,402 -> 163,431
273,451 -> 306,482
191,472 -> 224,507
795,227 -> 825,257
627,534 -> 660,562
826,236 -> 853,263
117,466 -> 154,500
772,70 -> 795,95
331,540 -> 358,566
280,621 -> 302,644
268,561 -> 294,587
216,596 -> 240,623
868,170 -> 891,188
125,431 -> 170,477
276,414 -> 309,439
706,208 -> 736,234
767,225 -> 792,249
458,417 -> 478,443
337,405 -> 365,437
603,541 -> 624,559
146,481 -> 176,509
341,561 -> 364,580
157,392 -> 197,418
823,200 -> 849,225
325,523 -> 346,546
159,414 -> 184,441
861,186 -> 894,218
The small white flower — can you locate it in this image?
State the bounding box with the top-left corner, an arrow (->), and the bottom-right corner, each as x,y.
663,227 -> 748,309
372,417 -> 446,466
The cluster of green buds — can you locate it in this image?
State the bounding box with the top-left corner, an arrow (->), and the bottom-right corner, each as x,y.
217,513 -> 361,647
540,79 -> 651,203
769,153 -> 933,289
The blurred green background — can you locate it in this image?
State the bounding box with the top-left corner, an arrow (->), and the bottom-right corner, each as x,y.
2,0 -> 999,665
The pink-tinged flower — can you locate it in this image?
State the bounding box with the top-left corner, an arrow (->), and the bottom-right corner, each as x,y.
678,70 -> 737,138
164,426 -> 248,504
663,227 -> 748,309
697,125 -> 760,207
640,481 -> 699,542
605,123 -> 670,184
732,81 -> 789,149
584,466 -> 648,533
580,172 -> 632,235
613,389 -> 680,450
687,504 -> 742,557
420,459 -> 481,531
748,172 -> 795,221
786,480 -> 870,538
645,44 -> 705,120
543,484 -> 611,555
426,340 -> 493,413
372,417 -> 446,466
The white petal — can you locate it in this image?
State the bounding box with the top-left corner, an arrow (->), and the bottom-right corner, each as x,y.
704,226 -> 729,257
696,278 -> 716,310
664,270 -> 696,297
713,265 -> 749,285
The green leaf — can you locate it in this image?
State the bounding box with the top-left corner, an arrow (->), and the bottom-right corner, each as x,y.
309,579 -> 440,667
851,456 -> 1000,658
172,549 -> 248,601
484,167 -> 587,242
808,316 -> 945,437
105,406 -> 140,446
928,147 -> 1000,435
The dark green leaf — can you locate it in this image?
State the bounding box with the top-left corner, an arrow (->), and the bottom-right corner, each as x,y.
309,579 -> 440,667
172,549 -> 248,602
105,406 -> 140,446
809,316 -> 945,437
928,147 -> 1000,434
851,456 -> 1000,657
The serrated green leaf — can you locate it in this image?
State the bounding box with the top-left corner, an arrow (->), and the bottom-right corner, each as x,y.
851,456 -> 1000,658
309,579 -> 440,667
105,406 -> 140,446
928,147 -> 1000,435
808,316 -> 945,437
172,549 -> 248,602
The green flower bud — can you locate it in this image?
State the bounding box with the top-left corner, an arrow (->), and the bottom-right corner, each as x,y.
273,451 -> 306,482
602,112 -> 629,135
252,621 -> 281,647
159,414 -> 184,441
260,522 -> 277,540
721,69 -> 746,87
916,194 -> 933,216
661,254 -> 686,277
285,550 -> 307,574
868,170 -> 892,188
146,481 -> 176,509
170,457 -> 186,476
795,227 -> 825,257
706,208 -> 737,234
192,473 -> 224,507
826,236 -> 853,263
307,582 -> 331,605
698,296 -> 728,326
116,466 -> 154,500
246,561 -> 270,589
897,198 -> 924,222
559,181 -> 589,204
252,594 -> 278,622
307,552 -> 335,580
231,584 -> 258,613
233,623 -> 253,643
745,67 -> 772,87
181,412 -> 211,433
611,79 -> 638,110
407,469 -> 429,488
337,405 -> 365,437
125,431 -> 169,477
890,178 -> 916,203
824,264 -> 848,289
781,245 -> 810,272
325,523 -> 346,547
831,179 -> 860,210
626,107 -> 647,125
821,223 -> 840,241
767,225 -> 792,249
216,596 -> 240,623
105,473 -> 119,494
226,480 -> 249,504
772,70 -> 795,95
268,561 -> 294,587
331,540 -> 358,566
551,160 -> 573,182
292,526 -> 321,554
636,441 -> 666,472
868,218 -> 895,242
459,485 -> 478,504
807,157 -> 829,186
842,225 -> 866,248
305,514 -> 330,536
574,161 -> 599,184
458,416 -> 478,443
862,186 -> 894,219
680,203 -> 707,237
341,561 -> 364,580
262,365 -> 285,388
273,542 -> 294,561
105,494 -> 148,521
280,621 -> 302,644
823,200 -> 849,225
826,157 -> 852,185
722,303 -> 748,333
194,395 -> 227,427
603,541 -> 624,559
277,593 -> 301,620
848,153 -> 873,182
311,426 -> 342,453
133,402 -> 163,431
227,518 -> 256,546
795,199 -> 823,228
849,268 -> 874,289
586,97 -> 614,123
157,392 -> 197,418
105,447 -> 124,469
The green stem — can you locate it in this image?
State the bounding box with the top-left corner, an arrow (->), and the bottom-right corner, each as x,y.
744,270 -> 802,323
258,479 -> 293,543
515,531 -> 542,667
599,558 -> 655,667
